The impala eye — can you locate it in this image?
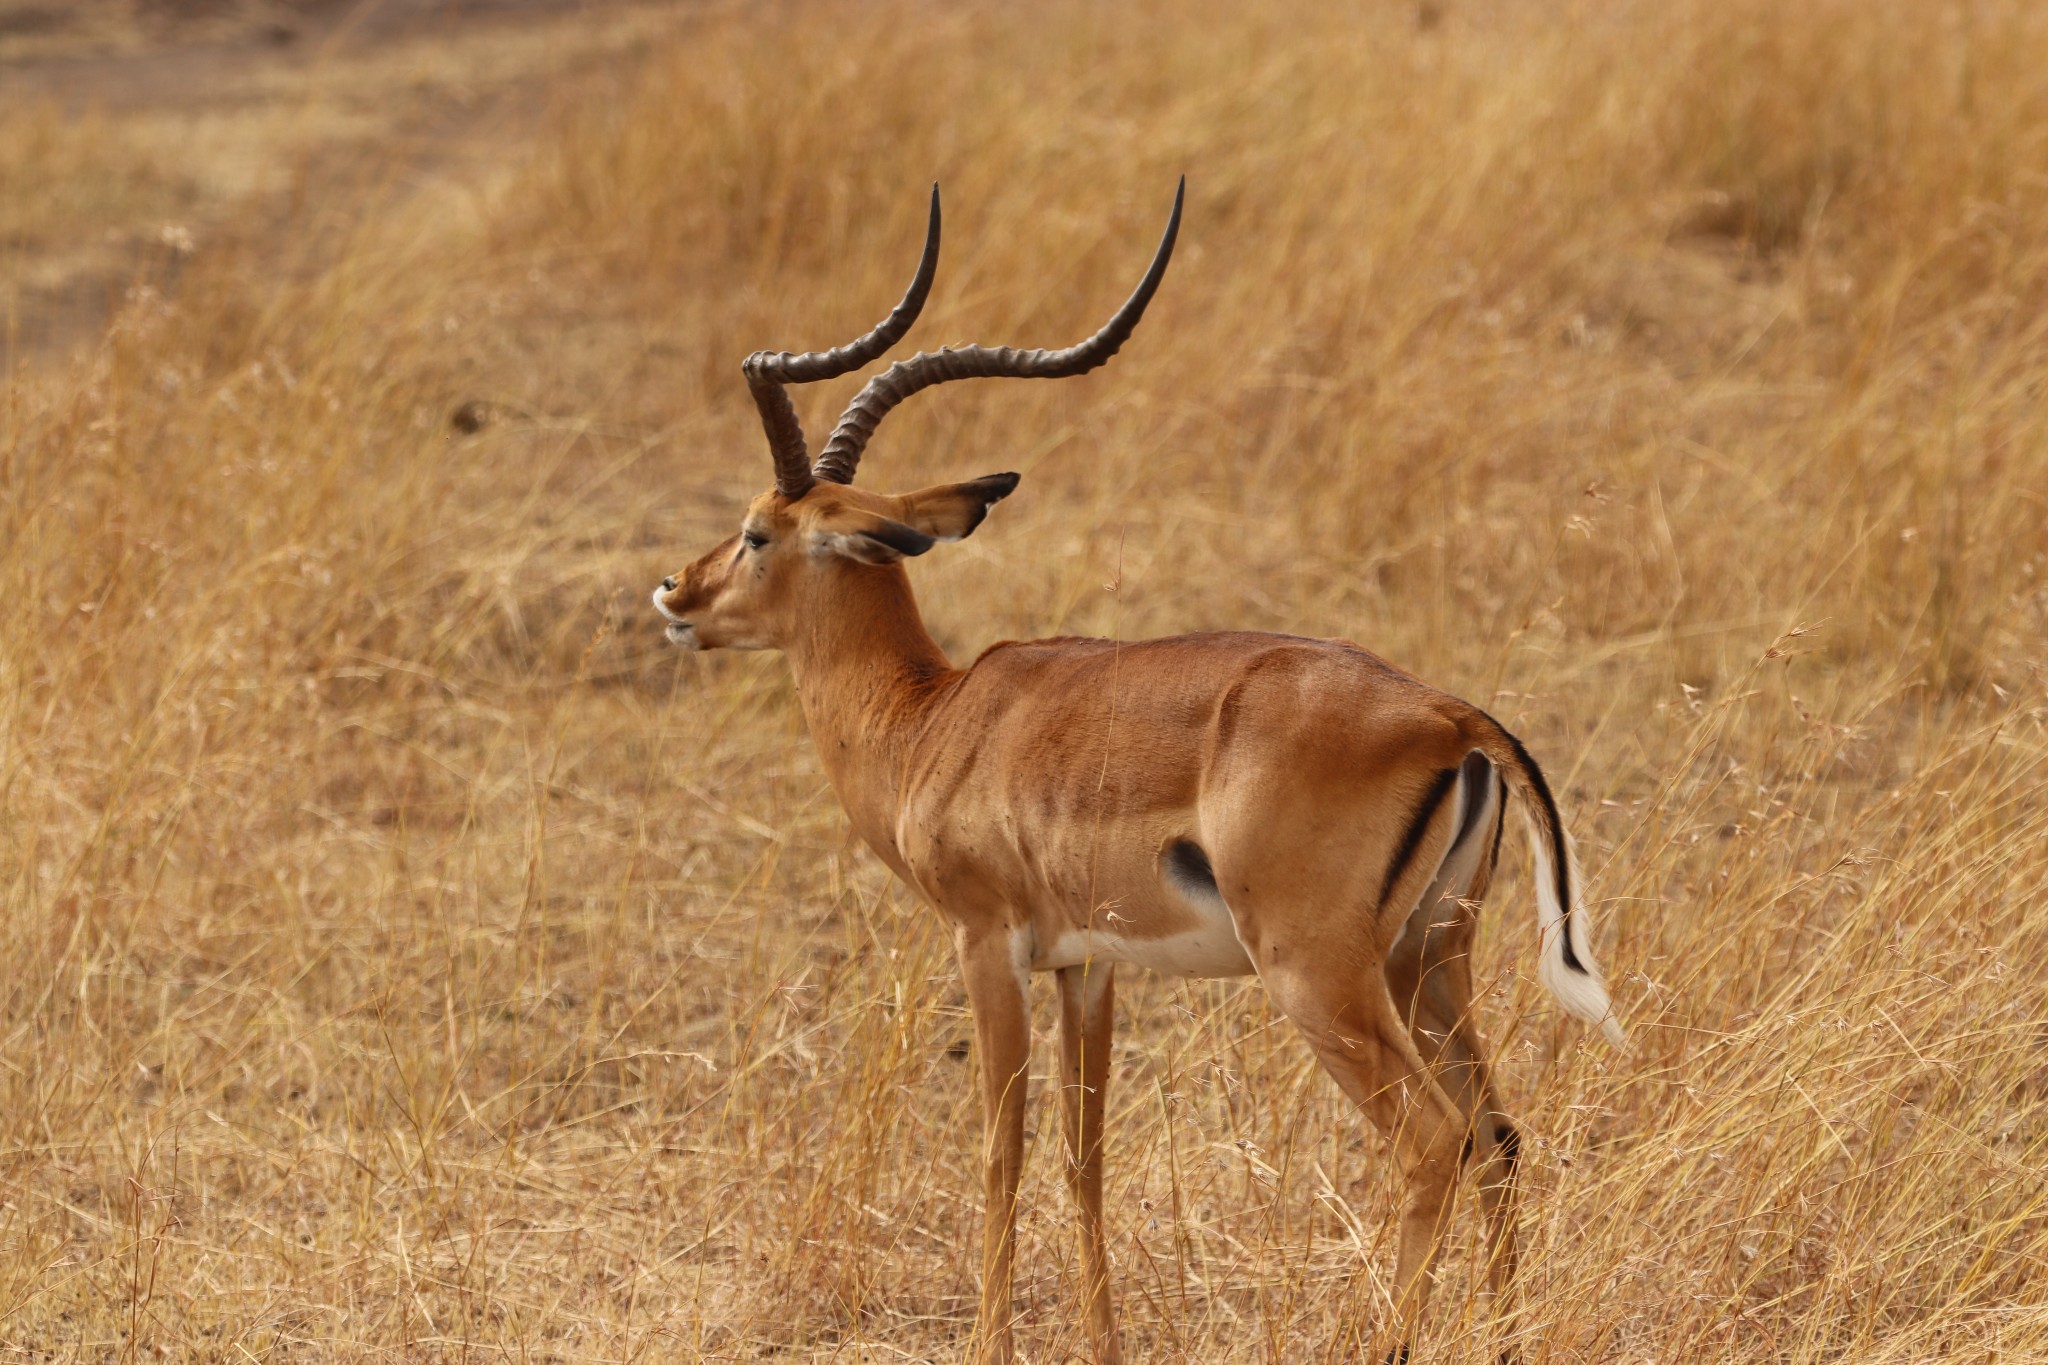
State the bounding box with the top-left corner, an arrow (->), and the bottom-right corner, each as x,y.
743,530 -> 768,551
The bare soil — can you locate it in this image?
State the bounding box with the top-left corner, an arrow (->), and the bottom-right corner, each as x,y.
0,0 -> 681,360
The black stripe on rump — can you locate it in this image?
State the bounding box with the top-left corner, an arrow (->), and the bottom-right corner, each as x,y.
1495,726 -> 1583,972
1487,776 -> 1507,871
1454,750 -> 1493,844
1380,767 -> 1458,913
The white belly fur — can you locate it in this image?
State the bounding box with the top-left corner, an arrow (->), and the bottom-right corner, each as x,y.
1032,894 -> 1255,978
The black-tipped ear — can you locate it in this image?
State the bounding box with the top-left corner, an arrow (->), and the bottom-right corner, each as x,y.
812,511 -> 937,564
857,518 -> 937,560
900,471 -> 1023,543
949,472 -> 1021,540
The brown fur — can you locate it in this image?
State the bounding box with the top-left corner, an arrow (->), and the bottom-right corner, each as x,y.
657,479 -> 1536,1363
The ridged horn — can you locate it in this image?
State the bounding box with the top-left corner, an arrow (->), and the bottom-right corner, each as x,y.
811,177 -> 1183,486
740,185 -> 942,499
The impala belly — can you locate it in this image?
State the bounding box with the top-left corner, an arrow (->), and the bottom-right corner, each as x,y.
1032,915 -> 1254,977
1030,840 -> 1254,978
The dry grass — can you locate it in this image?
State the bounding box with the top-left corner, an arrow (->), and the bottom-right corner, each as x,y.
5,0 -> 2048,1359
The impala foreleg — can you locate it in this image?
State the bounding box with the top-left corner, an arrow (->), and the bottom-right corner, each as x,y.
1057,963 -> 1121,1364
958,927 -> 1033,1365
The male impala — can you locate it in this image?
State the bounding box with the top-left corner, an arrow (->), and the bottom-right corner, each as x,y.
654,183 -> 1623,1364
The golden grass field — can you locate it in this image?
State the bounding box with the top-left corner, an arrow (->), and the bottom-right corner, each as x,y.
5,0 -> 2048,1359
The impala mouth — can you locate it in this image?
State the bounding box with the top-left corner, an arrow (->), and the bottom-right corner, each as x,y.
652,586 -> 696,647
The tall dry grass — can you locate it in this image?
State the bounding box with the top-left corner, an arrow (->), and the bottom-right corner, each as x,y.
4,0 -> 2048,1359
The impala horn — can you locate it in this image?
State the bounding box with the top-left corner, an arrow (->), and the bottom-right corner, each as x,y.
742,185 -> 942,500
811,177 -> 1184,487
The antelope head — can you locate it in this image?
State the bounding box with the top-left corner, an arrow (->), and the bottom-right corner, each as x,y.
652,182 -> 1182,653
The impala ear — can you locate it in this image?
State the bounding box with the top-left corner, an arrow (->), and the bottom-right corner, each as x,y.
897,472 -> 1022,542
812,511 -> 937,565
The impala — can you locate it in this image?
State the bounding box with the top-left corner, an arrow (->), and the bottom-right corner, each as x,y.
654,182 -> 1624,1364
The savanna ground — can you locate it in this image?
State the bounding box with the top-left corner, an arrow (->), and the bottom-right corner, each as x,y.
5,1 -> 2048,1360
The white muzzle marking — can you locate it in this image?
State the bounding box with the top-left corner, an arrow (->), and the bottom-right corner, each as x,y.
652,586 -> 698,649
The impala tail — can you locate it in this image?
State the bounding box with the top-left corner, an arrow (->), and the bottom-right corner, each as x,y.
1474,722 -> 1626,1047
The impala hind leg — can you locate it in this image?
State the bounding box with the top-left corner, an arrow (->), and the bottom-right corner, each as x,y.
1260,966 -> 1470,1359
958,928 -> 1034,1365
1057,963 -> 1122,1363
1386,792 -> 1523,1303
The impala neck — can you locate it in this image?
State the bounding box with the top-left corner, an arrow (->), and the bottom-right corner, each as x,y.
780,563 -> 955,871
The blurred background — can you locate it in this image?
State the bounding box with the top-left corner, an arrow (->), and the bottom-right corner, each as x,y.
3,1 -> 2046,1359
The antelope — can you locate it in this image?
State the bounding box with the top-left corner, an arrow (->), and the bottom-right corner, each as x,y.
653,182 -> 1624,1365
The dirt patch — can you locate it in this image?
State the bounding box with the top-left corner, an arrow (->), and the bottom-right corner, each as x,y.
0,1 -> 621,68
0,0 -> 683,361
